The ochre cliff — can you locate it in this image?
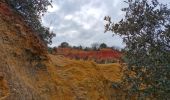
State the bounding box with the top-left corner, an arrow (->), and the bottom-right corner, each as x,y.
0,2 -> 123,100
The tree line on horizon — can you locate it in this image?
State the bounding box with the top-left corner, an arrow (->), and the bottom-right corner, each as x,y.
48,42 -> 122,64
48,42 -> 122,52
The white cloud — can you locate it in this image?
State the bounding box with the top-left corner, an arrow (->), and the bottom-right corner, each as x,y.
69,5 -> 105,30
43,0 -> 127,48
47,4 -> 60,12
50,26 -> 54,30
113,0 -> 120,7
56,30 -> 79,38
64,15 -> 73,20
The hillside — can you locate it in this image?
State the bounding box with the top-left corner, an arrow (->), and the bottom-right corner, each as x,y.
0,2 -> 124,100
48,55 -> 123,99
53,47 -> 122,64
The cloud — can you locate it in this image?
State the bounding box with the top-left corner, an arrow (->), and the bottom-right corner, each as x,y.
42,0 -> 128,48
64,15 -> 73,20
113,0 -> 120,7
47,4 -> 60,12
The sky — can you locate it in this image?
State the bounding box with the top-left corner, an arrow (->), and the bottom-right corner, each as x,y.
42,0 -> 169,48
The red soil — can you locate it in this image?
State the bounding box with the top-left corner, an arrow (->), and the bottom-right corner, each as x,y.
53,48 -> 122,63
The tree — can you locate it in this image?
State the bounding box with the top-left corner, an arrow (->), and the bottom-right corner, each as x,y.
105,0 -> 170,99
111,46 -> 121,51
5,0 -> 55,45
99,43 -> 107,49
78,45 -> 83,50
47,47 -> 53,54
72,45 -> 82,49
84,47 -> 90,51
91,43 -> 100,50
73,46 -> 78,49
59,42 -> 69,48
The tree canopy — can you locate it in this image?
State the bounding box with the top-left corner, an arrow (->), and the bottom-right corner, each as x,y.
59,42 -> 70,48
5,0 -> 55,45
91,43 -> 100,50
100,43 -> 107,49
105,0 -> 170,99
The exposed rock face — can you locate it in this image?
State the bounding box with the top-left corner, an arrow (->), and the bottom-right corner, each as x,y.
0,2 -> 51,99
0,2 -> 123,100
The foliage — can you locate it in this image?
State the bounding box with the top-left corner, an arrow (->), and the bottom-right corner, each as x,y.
73,45 -> 83,50
84,47 -> 91,51
91,43 -> 100,50
5,0 -> 55,45
105,0 -> 170,99
59,42 -> 70,48
78,45 -> 83,50
100,43 -> 107,49
48,47 -> 53,54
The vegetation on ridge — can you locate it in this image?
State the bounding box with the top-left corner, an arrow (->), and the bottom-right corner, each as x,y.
4,0 -> 55,45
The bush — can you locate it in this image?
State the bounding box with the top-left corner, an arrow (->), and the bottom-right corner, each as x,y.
59,42 -> 70,48
100,43 -> 107,49
105,0 -> 170,99
5,0 -> 55,45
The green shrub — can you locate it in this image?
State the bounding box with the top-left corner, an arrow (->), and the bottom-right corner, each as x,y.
105,0 -> 170,99
5,0 -> 55,45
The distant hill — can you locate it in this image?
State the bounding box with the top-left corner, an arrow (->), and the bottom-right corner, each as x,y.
53,48 -> 122,64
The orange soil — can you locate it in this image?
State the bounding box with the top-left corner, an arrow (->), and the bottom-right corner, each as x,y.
0,2 -> 124,100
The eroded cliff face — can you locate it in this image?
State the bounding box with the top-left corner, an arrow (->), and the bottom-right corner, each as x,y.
0,2 -> 123,100
0,2 -> 52,100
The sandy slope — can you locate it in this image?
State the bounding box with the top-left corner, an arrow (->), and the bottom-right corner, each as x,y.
46,54 -> 123,100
